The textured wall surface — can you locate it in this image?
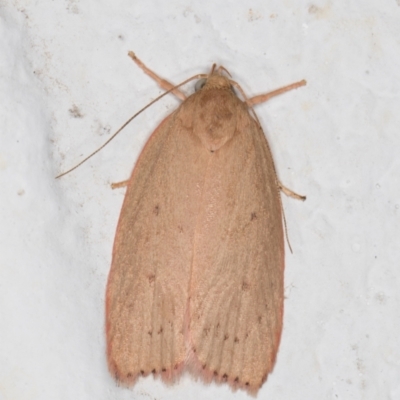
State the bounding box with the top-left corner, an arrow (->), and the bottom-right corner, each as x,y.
1,1 -> 399,399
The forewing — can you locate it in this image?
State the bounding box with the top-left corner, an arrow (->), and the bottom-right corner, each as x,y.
106,98 -> 209,383
189,107 -> 284,393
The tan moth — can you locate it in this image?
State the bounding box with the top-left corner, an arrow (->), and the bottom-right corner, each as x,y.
104,53 -> 306,394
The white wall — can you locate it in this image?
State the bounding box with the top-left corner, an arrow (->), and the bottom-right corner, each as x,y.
1,1 -> 399,399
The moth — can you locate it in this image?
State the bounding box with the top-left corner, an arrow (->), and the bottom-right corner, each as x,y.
103,53 -> 306,394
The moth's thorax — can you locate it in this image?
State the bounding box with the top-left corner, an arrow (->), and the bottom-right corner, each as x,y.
193,76 -> 245,153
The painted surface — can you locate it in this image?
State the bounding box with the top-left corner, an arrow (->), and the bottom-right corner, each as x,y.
1,1 -> 399,399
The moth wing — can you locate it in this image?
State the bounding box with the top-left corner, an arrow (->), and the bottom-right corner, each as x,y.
189,107 -> 284,393
106,98 -> 209,383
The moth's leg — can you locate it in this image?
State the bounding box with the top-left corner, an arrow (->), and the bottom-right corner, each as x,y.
111,180 -> 129,189
279,182 -> 306,201
128,52 -> 187,101
247,80 -> 306,106
244,79 -> 307,201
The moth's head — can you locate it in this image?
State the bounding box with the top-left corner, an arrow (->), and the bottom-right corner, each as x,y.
195,64 -> 235,92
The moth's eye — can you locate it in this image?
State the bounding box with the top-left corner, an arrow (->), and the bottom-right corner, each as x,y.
195,78 -> 207,92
